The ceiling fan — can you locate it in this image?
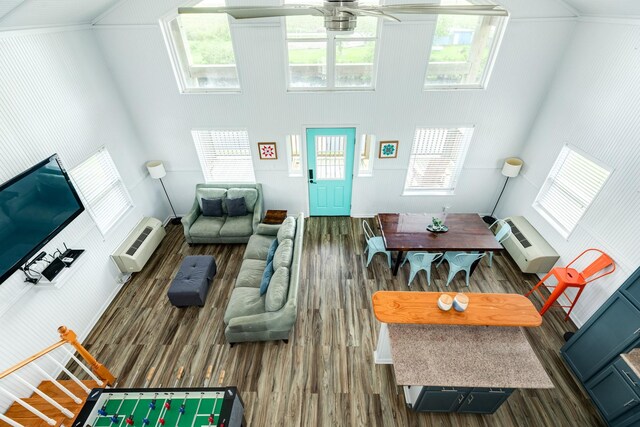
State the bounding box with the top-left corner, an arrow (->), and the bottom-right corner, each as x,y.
178,1 -> 508,32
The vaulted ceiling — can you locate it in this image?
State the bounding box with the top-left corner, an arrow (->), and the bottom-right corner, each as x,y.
0,0 -> 637,31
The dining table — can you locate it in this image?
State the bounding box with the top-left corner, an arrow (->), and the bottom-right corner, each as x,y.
377,213 -> 504,276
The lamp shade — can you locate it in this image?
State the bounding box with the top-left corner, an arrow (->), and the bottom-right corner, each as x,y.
501,157 -> 523,178
146,160 -> 166,179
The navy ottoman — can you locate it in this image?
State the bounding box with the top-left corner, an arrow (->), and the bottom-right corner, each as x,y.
168,256 -> 217,307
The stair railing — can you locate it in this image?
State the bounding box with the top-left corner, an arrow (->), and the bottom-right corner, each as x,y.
0,326 -> 115,427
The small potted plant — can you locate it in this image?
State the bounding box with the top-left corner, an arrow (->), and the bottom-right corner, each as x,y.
431,216 -> 444,231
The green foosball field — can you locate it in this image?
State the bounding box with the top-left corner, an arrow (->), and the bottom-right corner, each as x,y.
72,388 -> 244,427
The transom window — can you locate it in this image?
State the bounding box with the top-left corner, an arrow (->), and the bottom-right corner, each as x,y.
533,146 -> 611,238
284,0 -> 380,90
191,130 -> 256,182
425,10 -> 506,89
164,0 -> 239,92
70,148 -> 133,235
403,127 -> 473,195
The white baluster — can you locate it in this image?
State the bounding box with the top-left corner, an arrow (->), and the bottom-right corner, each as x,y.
59,346 -> 104,387
45,354 -> 91,394
31,363 -> 82,404
0,412 -> 25,427
14,374 -> 74,418
0,386 -> 56,426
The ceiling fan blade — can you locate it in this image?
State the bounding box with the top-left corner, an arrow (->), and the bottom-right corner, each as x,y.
376,4 -> 508,17
178,6 -> 325,20
340,7 -> 401,22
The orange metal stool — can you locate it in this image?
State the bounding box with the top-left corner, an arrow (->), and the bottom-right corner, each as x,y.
525,248 -> 615,321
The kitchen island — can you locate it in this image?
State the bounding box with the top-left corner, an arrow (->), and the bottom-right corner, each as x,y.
372,291 -> 554,413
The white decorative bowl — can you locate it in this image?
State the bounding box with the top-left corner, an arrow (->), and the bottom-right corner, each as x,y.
438,294 -> 453,311
453,293 -> 469,312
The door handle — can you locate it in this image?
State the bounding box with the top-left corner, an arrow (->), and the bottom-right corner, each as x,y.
308,169 -> 315,184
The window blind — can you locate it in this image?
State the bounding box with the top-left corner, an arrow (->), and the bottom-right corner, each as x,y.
534,147 -> 610,236
192,130 -> 256,183
70,148 -> 133,235
404,127 -> 473,193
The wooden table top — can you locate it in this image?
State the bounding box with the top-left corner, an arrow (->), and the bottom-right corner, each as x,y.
372,291 -> 542,327
377,213 -> 504,252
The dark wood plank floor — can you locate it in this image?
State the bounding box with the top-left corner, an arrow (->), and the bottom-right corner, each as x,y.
68,217 -> 604,426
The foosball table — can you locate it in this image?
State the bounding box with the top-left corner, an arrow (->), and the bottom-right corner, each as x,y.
72,388 -> 245,427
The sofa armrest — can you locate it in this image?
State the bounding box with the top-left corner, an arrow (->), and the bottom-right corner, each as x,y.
255,223 -> 280,236
226,308 -> 294,333
251,192 -> 263,233
181,199 -> 201,241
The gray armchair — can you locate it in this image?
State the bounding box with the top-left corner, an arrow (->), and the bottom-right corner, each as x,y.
181,183 -> 263,244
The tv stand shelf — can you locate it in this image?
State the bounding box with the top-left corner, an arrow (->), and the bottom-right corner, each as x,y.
36,251 -> 86,289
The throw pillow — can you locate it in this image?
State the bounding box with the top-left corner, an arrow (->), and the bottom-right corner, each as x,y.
201,198 -> 223,217
266,267 -> 289,312
259,261 -> 274,296
226,197 -> 248,217
266,239 -> 278,265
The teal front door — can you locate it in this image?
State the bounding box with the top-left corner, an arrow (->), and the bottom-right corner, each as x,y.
306,127 -> 355,216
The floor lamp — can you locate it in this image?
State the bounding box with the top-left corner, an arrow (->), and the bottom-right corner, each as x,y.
146,160 -> 181,225
483,157 -> 523,224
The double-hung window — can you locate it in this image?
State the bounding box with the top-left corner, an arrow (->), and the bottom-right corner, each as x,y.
403,127 -> 473,195
533,146 -> 611,238
191,129 -> 256,182
164,0 -> 240,92
70,148 -> 133,235
284,0 -> 380,90
425,8 -> 506,89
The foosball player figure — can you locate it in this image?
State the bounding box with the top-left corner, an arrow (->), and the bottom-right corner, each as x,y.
125,415 -> 134,426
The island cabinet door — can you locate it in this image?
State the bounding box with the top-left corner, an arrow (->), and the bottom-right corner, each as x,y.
414,388 -> 470,412
586,365 -> 640,421
562,294 -> 640,381
457,388 -> 514,414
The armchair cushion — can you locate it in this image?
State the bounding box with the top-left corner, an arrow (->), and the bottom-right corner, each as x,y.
201,198 -> 223,217
190,216 -> 225,238
227,188 -> 258,212
236,259 -> 267,288
243,234 -> 276,260
224,287 -> 265,324
226,197 -> 247,217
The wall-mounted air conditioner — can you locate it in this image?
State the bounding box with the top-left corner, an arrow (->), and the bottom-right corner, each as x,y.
502,216 -> 560,274
111,217 -> 166,273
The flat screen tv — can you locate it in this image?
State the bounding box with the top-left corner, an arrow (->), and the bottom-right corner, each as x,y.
0,154 -> 84,284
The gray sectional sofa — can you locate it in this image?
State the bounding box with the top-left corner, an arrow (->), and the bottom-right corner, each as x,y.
224,213 -> 304,344
181,183 -> 262,244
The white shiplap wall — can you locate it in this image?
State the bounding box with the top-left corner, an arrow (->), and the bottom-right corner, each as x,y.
498,19 -> 640,326
0,27 -> 166,411
93,17 -> 576,217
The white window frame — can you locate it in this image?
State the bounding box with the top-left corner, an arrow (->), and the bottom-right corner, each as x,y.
424,14 -> 507,90
70,147 -> 133,236
286,134 -> 303,177
356,134 -> 375,177
160,5 -> 241,94
283,17 -> 381,91
191,129 -> 256,183
533,145 -> 612,239
402,126 -> 474,196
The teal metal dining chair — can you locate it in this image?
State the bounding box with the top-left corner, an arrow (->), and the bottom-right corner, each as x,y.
487,219 -> 512,267
363,220 -> 392,268
437,252 -> 486,287
401,252 -> 443,287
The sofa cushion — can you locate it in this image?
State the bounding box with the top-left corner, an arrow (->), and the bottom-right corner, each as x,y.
265,267 -> 289,312
223,287 -> 265,324
228,188 -> 258,212
197,188 -> 227,212
259,261 -> 274,296
243,234 -> 276,260
220,215 -> 253,237
236,259 -> 267,288
201,198 -> 223,217
266,239 -> 278,264
277,217 -> 296,243
226,197 -> 247,217
189,216 -> 225,238
273,238 -> 293,270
